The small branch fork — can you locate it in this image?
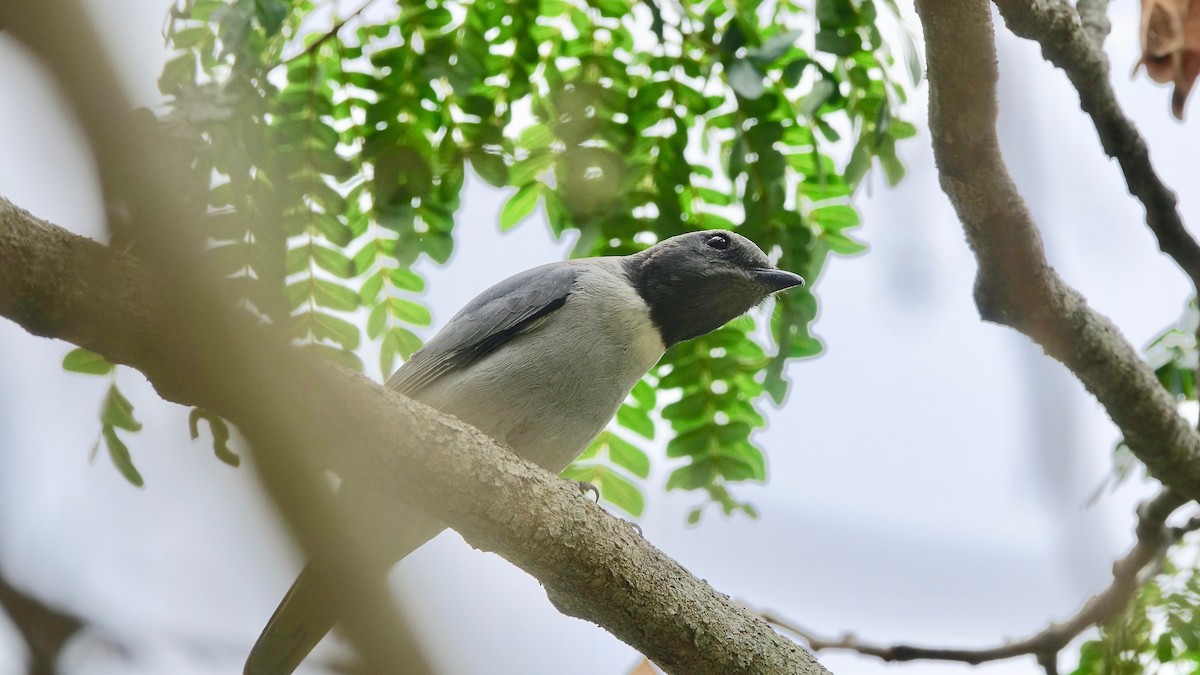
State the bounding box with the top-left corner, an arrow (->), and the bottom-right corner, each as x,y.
745,490 -> 1198,672
992,0 -> 1200,291
911,0 -> 1200,501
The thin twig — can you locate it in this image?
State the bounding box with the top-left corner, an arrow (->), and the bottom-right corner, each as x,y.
745,490 -> 1195,668
285,0 -> 379,64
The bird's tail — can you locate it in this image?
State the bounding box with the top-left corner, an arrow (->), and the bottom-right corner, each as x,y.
243,565 -> 336,675
244,509 -> 447,675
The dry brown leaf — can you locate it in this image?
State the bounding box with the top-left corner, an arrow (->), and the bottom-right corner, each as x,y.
1136,0 -> 1200,119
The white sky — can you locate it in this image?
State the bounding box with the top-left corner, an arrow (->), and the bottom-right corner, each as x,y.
1,2 -> 1199,674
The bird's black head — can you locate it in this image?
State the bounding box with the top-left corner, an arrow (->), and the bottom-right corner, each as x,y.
622,230 -> 805,347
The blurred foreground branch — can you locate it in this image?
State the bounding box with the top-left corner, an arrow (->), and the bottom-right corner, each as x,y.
0,572 -> 84,675
6,3 -> 433,671
745,489 -> 1197,671
913,0 -> 1200,501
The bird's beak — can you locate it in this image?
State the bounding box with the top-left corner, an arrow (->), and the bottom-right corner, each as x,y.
753,268 -> 806,292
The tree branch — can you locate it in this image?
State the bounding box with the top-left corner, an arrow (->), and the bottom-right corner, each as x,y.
0,196 -> 828,674
992,0 -> 1200,289
912,0 -> 1200,501
745,489 -> 1194,669
1076,0 -> 1112,48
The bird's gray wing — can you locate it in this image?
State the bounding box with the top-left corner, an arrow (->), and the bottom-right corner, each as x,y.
385,262 -> 579,396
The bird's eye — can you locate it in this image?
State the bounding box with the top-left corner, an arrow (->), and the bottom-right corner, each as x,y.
705,234 -> 730,250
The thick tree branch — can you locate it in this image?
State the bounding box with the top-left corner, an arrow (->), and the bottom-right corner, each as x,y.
992,0 -> 1200,289
913,0 -> 1200,500
0,198 -> 828,675
746,489 -> 1194,669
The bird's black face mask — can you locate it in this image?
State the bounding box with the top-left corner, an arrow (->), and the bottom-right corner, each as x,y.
624,230 -> 804,347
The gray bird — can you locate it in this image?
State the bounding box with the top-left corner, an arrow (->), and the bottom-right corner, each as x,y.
244,229 -> 804,675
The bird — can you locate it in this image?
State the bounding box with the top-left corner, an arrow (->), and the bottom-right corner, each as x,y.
244,229 -> 805,675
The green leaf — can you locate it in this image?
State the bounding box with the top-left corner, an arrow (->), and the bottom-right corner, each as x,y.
726,59 -> 765,100
313,246 -> 355,277
519,124 -> 554,150
63,348 -> 113,375
616,404 -> 655,440
607,433 -> 650,478
421,231 -> 455,264
799,79 -> 836,117
630,379 -> 656,409
158,52 -> 196,93
367,303 -> 388,338
354,242 -> 380,278
313,279 -> 359,311
662,393 -> 709,421
255,0 -> 288,35
764,368 -> 789,404
811,205 -> 861,230
878,144 -> 906,186
388,268 -> 425,292
1156,634 -> 1176,663
103,426 -> 144,487
889,120 -> 918,140
380,330 -> 399,379
390,326 -> 424,358
312,311 -> 361,349
822,231 -> 868,255
599,470 -> 644,516
666,459 -> 715,491
101,384 -> 142,432
388,297 -> 432,326
188,408 -> 239,467
844,138 -> 872,186
470,149 -> 509,187
667,424 -> 715,458
169,26 -> 211,49
500,183 -> 541,230
815,30 -> 861,56
361,270 -> 384,304
750,30 -> 803,65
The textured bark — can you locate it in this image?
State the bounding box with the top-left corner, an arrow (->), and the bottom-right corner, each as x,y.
914,0 -> 1200,500
0,198 -> 828,675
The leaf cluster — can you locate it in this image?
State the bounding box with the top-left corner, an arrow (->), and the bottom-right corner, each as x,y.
1073,558 -> 1200,675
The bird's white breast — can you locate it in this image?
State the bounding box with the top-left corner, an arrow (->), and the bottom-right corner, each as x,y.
417,261 -> 665,472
